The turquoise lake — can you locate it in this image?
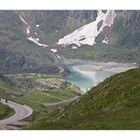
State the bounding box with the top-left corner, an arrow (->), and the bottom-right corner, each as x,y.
65,63 -> 115,93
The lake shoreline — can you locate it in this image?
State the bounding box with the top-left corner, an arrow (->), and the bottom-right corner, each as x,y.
64,59 -> 137,73
64,59 -> 138,93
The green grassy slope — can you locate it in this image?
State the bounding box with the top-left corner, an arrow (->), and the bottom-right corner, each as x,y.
6,40 -> 57,66
0,39 -> 59,74
0,103 -> 15,120
0,74 -> 21,99
58,45 -> 140,64
0,73 -> 80,120
0,70 -> 15,121
28,68 -> 140,129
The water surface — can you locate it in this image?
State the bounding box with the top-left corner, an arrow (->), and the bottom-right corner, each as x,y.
65,63 -> 115,92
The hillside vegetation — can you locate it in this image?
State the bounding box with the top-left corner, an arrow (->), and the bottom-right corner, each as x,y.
0,103 -> 14,120
0,73 -> 80,120
28,68 -> 140,129
0,11 -> 60,74
58,44 -> 140,64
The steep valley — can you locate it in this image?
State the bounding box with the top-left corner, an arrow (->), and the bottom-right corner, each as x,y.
28,68 -> 140,129
0,73 -> 80,123
0,10 -> 140,130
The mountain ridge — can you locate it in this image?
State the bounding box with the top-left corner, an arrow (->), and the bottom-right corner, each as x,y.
0,10 -> 139,75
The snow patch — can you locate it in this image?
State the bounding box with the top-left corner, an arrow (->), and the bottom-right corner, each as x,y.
50,48 -> 57,53
57,10 -> 116,46
28,37 -> 48,47
20,14 -> 31,34
133,62 -> 137,65
57,55 -> 61,59
20,14 -> 48,47
26,27 -> 30,34
36,25 -> 40,27
20,15 -> 29,25
35,38 -> 40,41
102,37 -> 109,44
72,46 -> 78,49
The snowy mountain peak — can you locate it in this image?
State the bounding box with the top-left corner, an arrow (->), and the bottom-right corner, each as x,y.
57,10 -> 116,46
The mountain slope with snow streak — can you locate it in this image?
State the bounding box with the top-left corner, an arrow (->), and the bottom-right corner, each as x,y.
57,10 -> 116,46
19,14 -> 31,35
19,14 -> 48,47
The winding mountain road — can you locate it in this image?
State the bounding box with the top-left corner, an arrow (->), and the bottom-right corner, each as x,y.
0,99 -> 33,126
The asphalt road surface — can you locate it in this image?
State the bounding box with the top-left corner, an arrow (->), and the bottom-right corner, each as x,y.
0,99 -> 33,126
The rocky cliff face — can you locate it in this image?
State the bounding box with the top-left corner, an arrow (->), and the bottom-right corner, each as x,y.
0,10 -> 99,74
0,11 -> 60,74
111,10 -> 140,46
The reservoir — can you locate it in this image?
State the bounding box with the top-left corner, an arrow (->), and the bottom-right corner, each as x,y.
65,64 -> 114,92
64,59 -> 136,93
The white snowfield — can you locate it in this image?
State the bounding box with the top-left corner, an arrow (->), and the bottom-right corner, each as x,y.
57,10 -> 116,46
0,99 -> 33,126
